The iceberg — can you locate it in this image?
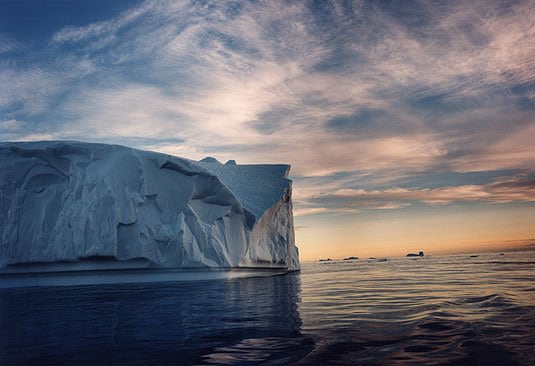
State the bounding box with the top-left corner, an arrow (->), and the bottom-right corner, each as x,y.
0,141 -> 299,282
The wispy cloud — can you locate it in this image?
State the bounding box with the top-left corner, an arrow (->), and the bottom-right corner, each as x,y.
0,34 -> 21,54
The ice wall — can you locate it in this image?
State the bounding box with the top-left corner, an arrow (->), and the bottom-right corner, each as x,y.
0,142 -> 299,271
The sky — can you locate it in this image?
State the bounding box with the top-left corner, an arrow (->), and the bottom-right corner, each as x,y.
1,0 -> 534,260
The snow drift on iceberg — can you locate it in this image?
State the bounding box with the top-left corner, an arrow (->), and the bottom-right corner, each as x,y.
0,141 -> 299,272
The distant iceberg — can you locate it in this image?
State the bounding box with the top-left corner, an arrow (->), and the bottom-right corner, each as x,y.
0,141 -> 300,280
407,251 -> 424,257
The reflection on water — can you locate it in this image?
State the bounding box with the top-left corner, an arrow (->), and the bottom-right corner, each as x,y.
0,273 -> 311,365
1,251 -> 534,365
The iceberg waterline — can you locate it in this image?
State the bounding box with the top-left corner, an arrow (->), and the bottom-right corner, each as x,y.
0,141 -> 300,275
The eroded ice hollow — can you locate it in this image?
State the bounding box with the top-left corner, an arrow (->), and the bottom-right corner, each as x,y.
0,141 -> 299,287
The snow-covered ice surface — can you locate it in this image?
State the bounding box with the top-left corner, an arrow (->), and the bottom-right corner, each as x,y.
0,141 -> 299,285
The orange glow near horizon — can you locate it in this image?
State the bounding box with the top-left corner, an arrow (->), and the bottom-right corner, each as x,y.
294,204 -> 535,261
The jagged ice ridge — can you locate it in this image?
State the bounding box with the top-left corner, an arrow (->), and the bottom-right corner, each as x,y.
0,141 -> 300,272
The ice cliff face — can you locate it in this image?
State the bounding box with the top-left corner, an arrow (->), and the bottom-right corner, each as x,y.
0,142 -> 299,271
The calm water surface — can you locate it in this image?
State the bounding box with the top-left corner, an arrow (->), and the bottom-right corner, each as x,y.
1,251 -> 534,365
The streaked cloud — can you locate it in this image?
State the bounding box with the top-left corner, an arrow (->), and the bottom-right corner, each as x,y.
294,176 -> 535,216
51,2 -> 151,45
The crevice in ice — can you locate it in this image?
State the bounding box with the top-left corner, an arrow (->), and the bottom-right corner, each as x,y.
159,160 -> 201,176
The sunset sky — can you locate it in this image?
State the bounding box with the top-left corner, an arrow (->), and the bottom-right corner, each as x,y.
1,0 -> 534,260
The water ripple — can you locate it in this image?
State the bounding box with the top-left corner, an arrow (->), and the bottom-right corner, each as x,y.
298,252 -> 535,365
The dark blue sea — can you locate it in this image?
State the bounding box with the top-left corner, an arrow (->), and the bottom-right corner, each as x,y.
1,251 -> 534,365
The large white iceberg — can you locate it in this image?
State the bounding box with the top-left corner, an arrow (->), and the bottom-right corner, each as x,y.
0,141 -> 299,274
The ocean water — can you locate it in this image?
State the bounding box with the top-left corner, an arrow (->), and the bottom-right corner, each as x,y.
1,251 -> 534,365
